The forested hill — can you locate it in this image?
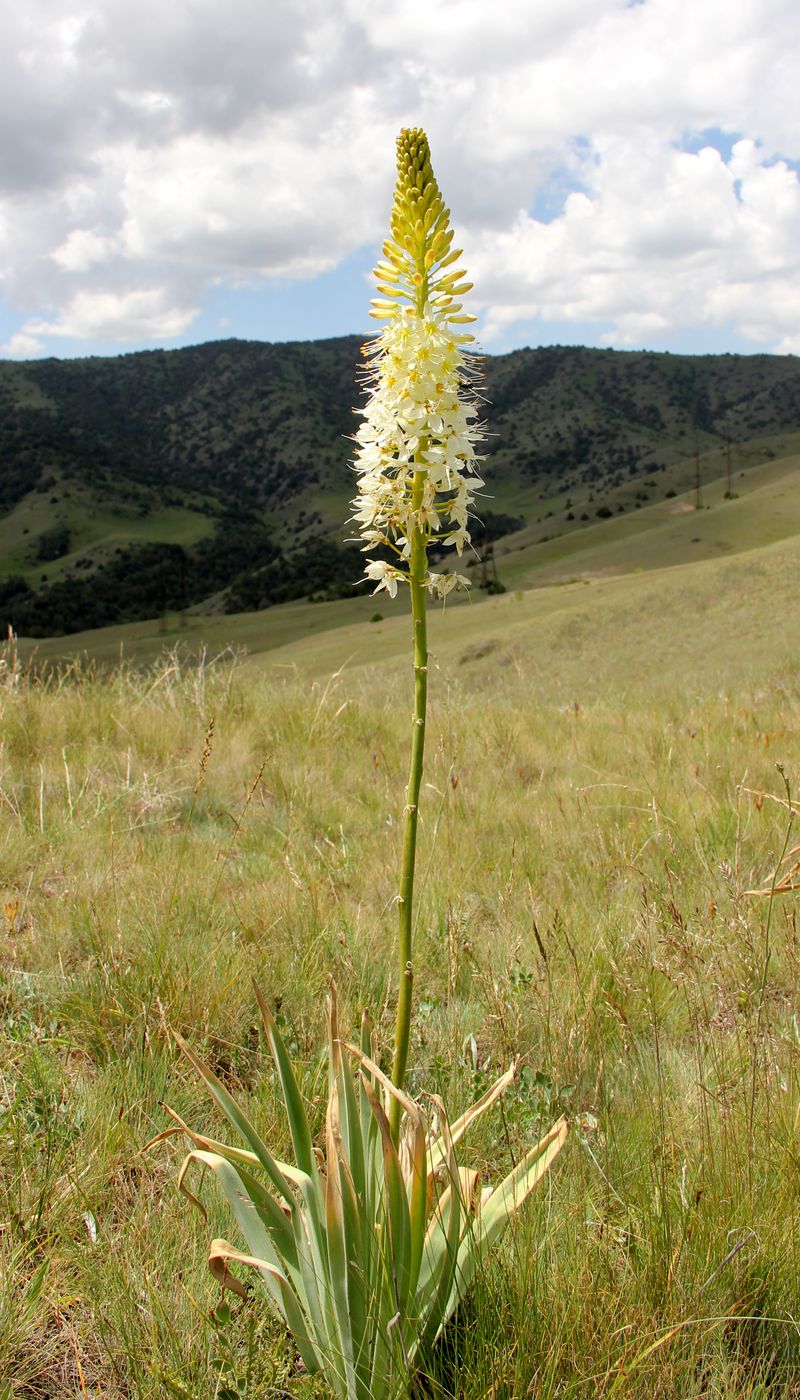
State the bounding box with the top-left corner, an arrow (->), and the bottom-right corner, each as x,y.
1,337 -> 799,636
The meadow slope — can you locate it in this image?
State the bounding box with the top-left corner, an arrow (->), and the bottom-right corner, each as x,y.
2,334 -> 799,635
2,523 -> 799,1395
18,445 -> 800,698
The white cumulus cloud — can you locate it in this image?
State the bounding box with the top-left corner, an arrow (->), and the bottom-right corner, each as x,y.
21,289 -> 198,343
0,0 -> 798,355
469,137 -> 800,348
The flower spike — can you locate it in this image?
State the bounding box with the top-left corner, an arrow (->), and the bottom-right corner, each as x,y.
352,127 -> 484,601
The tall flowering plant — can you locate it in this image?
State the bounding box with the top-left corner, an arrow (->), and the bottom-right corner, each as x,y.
156,130 -> 566,1400
352,129 -> 485,1131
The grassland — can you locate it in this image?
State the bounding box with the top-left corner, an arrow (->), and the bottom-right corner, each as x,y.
18,444 -> 800,680
497,445 -> 800,585
2,485 -> 800,1397
0,478 -> 213,588
3,336 -> 799,635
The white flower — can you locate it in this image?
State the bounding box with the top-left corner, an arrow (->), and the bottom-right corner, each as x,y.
428,571 -> 471,599
363,559 -> 401,598
351,128 -> 485,597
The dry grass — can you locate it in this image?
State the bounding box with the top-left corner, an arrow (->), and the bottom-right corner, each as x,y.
1,632 -> 799,1397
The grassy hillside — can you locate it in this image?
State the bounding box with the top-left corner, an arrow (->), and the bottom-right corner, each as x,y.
1,339 -> 799,636
495,447 -> 800,587
17,443 -> 800,683
0,480 -> 214,584
2,551 -> 799,1395
18,531 -> 800,698
5,325 -> 800,1397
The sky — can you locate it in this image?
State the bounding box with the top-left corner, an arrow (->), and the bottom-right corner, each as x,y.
1,0 -> 799,361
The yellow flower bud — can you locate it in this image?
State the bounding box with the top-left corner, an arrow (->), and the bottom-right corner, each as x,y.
435,246 -> 462,270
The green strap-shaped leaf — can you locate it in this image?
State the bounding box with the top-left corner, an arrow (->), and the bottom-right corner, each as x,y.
415,1173 -> 461,1314
361,1078 -> 412,1318
454,1116 -> 569,1306
210,1239 -> 321,1377
336,1144 -> 376,1400
172,1031 -> 295,1208
336,1047 -> 367,1211
262,1259 -> 323,1378
254,982 -> 318,1182
324,1076 -> 361,1398
415,1130 -> 463,1359
366,1228 -> 405,1400
345,1040 -> 427,1297
145,1106 -> 311,1190
288,1167 -> 341,1380
290,1199 -> 328,1368
405,1111 -> 428,1301
179,1151 -> 304,1330
357,1013 -> 381,1224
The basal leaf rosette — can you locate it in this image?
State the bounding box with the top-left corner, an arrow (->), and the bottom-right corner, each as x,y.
352,128 -> 485,601
151,983 -> 568,1400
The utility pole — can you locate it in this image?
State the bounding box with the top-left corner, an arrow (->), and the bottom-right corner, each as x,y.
692,372 -> 704,510
479,541 -> 499,590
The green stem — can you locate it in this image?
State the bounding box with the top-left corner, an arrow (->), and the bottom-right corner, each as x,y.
389,469 -> 428,1139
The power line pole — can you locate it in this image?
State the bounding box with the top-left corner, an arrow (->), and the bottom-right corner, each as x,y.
692,373 -> 703,511
479,541 -> 499,590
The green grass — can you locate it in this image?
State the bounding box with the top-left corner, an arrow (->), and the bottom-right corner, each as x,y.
493,448 -> 800,586
2,550 -> 799,1395
19,525 -> 800,706
275,433 -> 800,585
0,475 -> 214,585
14,441 -> 798,674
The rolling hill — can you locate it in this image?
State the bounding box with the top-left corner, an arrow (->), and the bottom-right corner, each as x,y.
1,337 -> 798,637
